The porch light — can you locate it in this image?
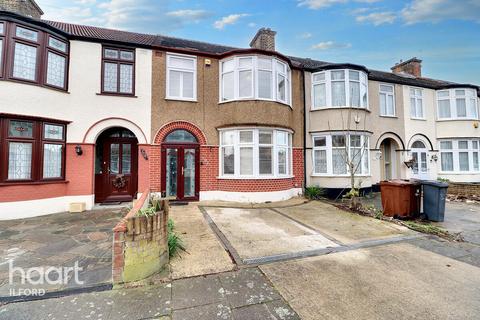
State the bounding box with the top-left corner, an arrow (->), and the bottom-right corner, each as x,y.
75,145 -> 83,156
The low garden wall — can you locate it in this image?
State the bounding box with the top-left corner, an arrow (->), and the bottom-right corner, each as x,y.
447,182 -> 480,198
112,190 -> 169,285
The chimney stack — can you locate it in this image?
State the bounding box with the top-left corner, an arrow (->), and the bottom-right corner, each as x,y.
391,57 -> 422,78
0,0 -> 44,19
250,28 -> 276,52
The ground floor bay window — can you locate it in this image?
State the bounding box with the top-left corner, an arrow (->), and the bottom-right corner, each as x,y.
220,128 -> 292,178
0,116 -> 66,182
439,139 -> 480,173
312,133 -> 370,176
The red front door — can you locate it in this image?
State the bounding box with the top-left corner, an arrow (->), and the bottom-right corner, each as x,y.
161,145 -> 199,201
95,135 -> 138,203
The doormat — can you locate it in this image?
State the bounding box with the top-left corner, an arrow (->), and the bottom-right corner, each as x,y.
170,201 -> 189,206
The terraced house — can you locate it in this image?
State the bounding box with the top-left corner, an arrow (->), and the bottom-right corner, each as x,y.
0,1 -> 478,218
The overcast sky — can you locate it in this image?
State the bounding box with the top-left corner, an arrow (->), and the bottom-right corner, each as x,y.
36,0 -> 480,84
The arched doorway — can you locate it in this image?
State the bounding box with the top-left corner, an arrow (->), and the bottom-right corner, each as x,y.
410,140 -> 428,180
94,127 -> 138,203
380,138 -> 400,180
161,129 -> 200,201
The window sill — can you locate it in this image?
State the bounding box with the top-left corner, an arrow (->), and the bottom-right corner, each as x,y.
219,99 -> 292,109
1,78 -> 70,93
217,175 -> 294,180
379,115 -> 397,118
310,174 -> 371,178
410,117 -> 427,121
0,180 -> 69,186
165,97 -> 198,103
438,172 -> 480,175
97,93 -> 137,98
311,106 -> 370,112
436,118 -> 479,122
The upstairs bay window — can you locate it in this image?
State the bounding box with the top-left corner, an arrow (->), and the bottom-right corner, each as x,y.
312,69 -> 368,109
312,134 -> 370,176
220,56 -> 291,105
220,128 -> 292,178
437,88 -> 478,120
102,47 -> 135,95
439,139 -> 480,173
166,53 -> 196,101
0,22 -> 69,90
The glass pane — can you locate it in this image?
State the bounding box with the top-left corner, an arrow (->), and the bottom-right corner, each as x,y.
222,146 -> 234,175
412,152 -> 419,174
437,90 -> 449,98
380,93 -> 387,115
49,37 -> 67,52
349,70 -> 359,81
332,135 -> 345,147
416,99 -> 423,117
104,49 -> 119,59
122,144 -> 131,174
170,56 -> 194,69
455,89 -> 465,96
380,85 -> 393,93
166,148 -> 178,197
276,61 -> 286,73
120,50 -> 134,61
278,148 -> 287,175
440,141 -> 452,150
16,26 -> 38,41
350,81 -> 360,107
277,74 -> 286,101
458,141 -> 468,149
332,81 -> 346,106
441,152 -> 454,171
46,52 -> 66,87
314,150 -> 327,173
276,131 -> 287,145
259,131 -> 272,144
44,124 -> 63,140
438,100 -> 451,118
13,43 -> 37,81
222,72 -> 234,101
239,57 -> 252,68
456,98 -> 467,117
331,70 -> 344,80
184,149 -> 196,197
259,146 -> 272,174
119,64 -> 133,93
473,152 -> 479,171
110,143 -> 120,174
313,73 -> 325,82
43,144 -> 63,178
8,142 -> 32,179
239,131 -> 253,143
222,131 -> 235,145
0,39 -> 3,67
258,70 -> 272,99
103,62 -> 118,92
258,58 -> 272,70
165,130 -> 197,143
420,152 -> 427,172
182,71 -> 194,98
240,147 -> 253,175
473,141 -> 479,149
412,141 -> 425,148
313,83 -> 326,108
314,137 -> 326,147
387,95 -> 395,115
0,22 -> 3,34
332,149 -> 347,174
350,135 -> 361,147
222,59 -> 234,73
9,120 -> 33,137
459,152 -> 469,171
239,70 -> 252,97
168,70 -> 181,97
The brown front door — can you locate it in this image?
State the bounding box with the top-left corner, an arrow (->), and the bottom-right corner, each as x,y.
95,132 -> 138,203
161,145 -> 199,201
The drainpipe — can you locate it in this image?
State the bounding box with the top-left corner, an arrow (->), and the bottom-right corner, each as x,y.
301,70 -> 307,191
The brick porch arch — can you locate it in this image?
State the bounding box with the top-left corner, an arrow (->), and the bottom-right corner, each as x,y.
154,121 -> 207,145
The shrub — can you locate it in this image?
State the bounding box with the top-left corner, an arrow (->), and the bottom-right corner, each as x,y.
343,188 -> 359,199
167,219 -> 185,257
304,186 -> 325,200
437,177 -> 450,183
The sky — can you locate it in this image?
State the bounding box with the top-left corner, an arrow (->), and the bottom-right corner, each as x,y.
36,0 -> 480,84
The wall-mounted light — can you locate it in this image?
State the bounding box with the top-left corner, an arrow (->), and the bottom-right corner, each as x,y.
404,158 -> 415,169
375,151 -> 382,160
431,154 -> 438,162
141,148 -> 149,160
204,58 -> 211,66
474,122 -> 479,129
75,145 -> 83,156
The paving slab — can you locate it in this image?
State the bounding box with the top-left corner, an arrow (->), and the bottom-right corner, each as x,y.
204,207 -> 338,260
172,274 -> 225,310
172,302 -> 232,320
261,242 -> 480,320
275,201 -> 413,245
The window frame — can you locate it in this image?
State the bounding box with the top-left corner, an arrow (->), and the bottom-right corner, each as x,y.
218,128 -> 293,179
0,116 -> 67,183
409,87 -> 425,119
379,83 -> 396,117
436,88 -> 479,120
101,45 -> 136,96
0,21 -> 6,79
311,69 -> 369,110
438,139 -> 480,174
219,55 -> 292,106
165,52 -> 197,101
311,133 -> 370,177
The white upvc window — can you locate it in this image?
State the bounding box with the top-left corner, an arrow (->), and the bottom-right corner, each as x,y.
219,128 -> 293,178
437,88 -> 478,120
220,55 -> 291,105
379,83 -> 395,116
439,139 -> 480,173
311,69 -> 368,109
166,53 -> 197,101
410,87 -> 424,119
312,133 -> 370,176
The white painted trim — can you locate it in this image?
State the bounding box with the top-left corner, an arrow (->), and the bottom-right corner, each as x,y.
0,195 -> 94,220
199,188 -> 302,203
83,118 -> 148,144
165,52 -> 197,101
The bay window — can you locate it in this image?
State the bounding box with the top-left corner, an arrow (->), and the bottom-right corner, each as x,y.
0,21 -> 69,90
220,56 -> 291,105
437,88 -> 478,120
0,117 -> 66,183
102,47 -> 135,95
220,128 -> 292,178
439,139 -> 480,173
311,69 -> 368,109
379,84 -> 395,116
166,53 -> 196,101
312,134 -> 370,176
410,88 -> 424,119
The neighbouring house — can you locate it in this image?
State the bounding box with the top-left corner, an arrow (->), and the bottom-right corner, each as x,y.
0,2 -> 479,218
